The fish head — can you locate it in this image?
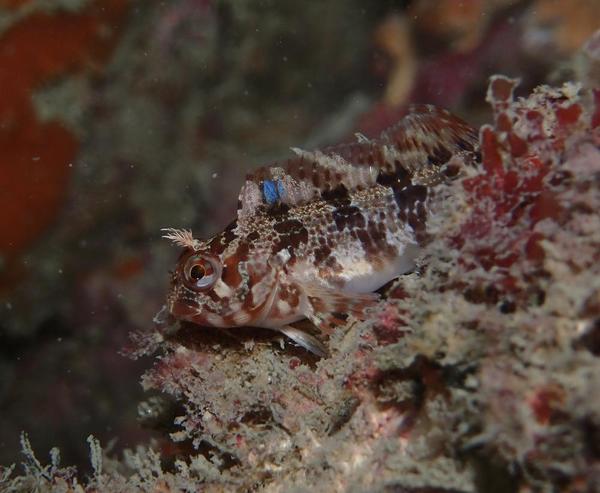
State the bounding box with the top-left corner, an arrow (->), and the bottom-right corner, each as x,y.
163,228 -> 278,328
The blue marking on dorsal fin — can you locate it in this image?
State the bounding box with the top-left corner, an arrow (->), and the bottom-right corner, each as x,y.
276,179 -> 286,200
262,180 -> 280,205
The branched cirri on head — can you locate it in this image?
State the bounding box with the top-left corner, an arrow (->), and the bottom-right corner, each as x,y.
163,105 -> 479,357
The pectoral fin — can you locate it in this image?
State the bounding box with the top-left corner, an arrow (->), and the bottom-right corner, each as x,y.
302,282 -> 380,334
273,284 -> 380,356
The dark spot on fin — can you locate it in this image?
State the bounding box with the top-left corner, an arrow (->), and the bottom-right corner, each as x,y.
377,165 -> 411,188
321,184 -> 350,202
428,145 -> 452,166
265,202 -> 290,217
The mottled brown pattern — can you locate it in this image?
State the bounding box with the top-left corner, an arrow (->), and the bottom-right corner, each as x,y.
273,219 -> 309,253
208,221 -> 238,255
243,105 -> 477,203
313,244 -> 332,264
166,105 -> 479,342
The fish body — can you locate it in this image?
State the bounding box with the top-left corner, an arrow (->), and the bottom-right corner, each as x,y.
164,105 -> 479,355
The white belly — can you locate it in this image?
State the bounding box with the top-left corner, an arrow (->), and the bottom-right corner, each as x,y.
336,243 -> 420,293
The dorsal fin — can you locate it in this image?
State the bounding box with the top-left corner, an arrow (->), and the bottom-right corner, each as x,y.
237,105 -> 479,221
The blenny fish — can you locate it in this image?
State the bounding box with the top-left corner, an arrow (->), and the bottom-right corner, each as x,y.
163,105 -> 479,356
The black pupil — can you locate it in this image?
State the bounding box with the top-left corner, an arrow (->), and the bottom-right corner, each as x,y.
190,264 -> 205,280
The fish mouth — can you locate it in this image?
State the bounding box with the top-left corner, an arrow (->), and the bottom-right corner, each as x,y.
169,298 -> 234,328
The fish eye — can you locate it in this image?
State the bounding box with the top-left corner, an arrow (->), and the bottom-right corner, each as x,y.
190,264 -> 205,280
182,255 -> 219,290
